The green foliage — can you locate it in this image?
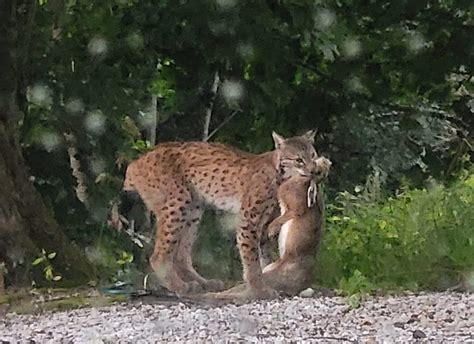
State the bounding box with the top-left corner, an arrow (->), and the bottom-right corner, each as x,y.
113,250 -> 136,285
329,104 -> 468,191
32,249 -> 62,284
317,170 -> 474,294
80,223 -> 150,287
338,269 -> 374,308
339,269 -> 375,296
8,0 -> 473,290
116,251 -> 134,266
131,139 -> 152,154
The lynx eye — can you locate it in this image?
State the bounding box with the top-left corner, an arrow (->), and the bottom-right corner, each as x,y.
295,157 -> 304,165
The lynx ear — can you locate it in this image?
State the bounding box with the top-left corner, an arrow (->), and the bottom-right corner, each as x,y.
272,131 -> 285,149
302,129 -> 317,143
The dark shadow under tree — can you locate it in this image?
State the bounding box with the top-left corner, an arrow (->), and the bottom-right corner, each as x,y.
0,0 -> 95,287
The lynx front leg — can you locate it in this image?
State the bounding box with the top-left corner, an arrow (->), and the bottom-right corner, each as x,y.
259,207 -> 280,268
236,205 -> 278,300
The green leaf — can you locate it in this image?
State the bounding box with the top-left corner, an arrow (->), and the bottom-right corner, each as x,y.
32,257 -> 44,266
465,175 -> 474,188
347,294 -> 361,309
45,267 -> 53,281
378,220 -> 387,230
47,252 -> 57,259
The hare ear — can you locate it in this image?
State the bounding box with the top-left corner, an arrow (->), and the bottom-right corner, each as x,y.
302,129 -> 317,143
272,131 -> 286,149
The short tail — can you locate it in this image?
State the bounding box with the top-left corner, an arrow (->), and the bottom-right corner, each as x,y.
123,160 -> 139,192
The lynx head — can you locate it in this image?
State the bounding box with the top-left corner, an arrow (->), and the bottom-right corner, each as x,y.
272,130 -> 320,178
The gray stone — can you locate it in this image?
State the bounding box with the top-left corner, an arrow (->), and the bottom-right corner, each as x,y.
298,288 -> 315,298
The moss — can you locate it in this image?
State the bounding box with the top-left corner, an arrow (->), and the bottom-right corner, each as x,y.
0,295 -> 7,305
9,301 -> 37,314
3,288 -> 127,314
0,290 -> 30,305
102,294 -> 128,303
42,297 -> 90,312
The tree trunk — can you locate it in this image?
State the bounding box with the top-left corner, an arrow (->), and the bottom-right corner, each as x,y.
0,263 -> 5,295
0,0 -> 95,287
149,94 -> 158,146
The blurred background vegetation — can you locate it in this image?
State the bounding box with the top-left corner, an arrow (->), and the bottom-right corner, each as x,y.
0,0 -> 472,294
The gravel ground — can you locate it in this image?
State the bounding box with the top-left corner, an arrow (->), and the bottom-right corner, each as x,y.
1,292 -> 472,343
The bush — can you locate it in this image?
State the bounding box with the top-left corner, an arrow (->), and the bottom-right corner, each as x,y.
317,171 -> 474,294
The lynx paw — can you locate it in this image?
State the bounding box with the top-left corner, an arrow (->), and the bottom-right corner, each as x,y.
202,278 -> 225,292
175,280 -> 203,296
249,286 -> 279,300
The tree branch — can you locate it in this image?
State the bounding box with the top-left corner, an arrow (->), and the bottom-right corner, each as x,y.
64,133 -> 89,209
202,71 -> 220,141
149,94 -> 158,146
205,110 -> 240,142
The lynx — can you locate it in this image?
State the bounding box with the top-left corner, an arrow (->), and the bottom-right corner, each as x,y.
122,130 -> 320,299
263,156 -> 332,294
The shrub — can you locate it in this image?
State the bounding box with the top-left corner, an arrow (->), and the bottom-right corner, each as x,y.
317,171 -> 474,294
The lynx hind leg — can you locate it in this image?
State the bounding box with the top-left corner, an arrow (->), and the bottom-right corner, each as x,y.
149,191 -> 202,295
174,204 -> 225,292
